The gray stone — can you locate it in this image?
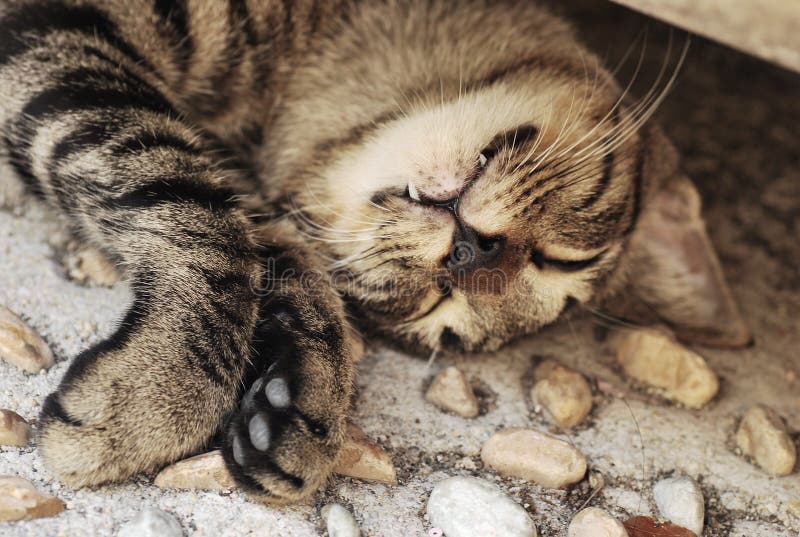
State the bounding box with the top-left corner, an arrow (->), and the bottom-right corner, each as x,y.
427,476 -> 537,537
321,503 -> 361,537
118,507 -> 183,537
653,475 -> 705,536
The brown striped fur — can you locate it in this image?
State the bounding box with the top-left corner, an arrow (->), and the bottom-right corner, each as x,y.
0,0 -> 749,503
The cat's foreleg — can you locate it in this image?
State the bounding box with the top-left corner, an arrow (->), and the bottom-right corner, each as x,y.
0,42 -> 264,485
221,221 -> 362,504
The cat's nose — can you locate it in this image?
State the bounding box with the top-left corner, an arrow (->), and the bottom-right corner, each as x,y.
444,223 -> 506,273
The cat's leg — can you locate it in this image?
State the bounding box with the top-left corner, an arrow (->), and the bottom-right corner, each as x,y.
606,126 -> 750,348
222,222 -> 362,504
0,1 -> 361,500
0,32 -> 263,485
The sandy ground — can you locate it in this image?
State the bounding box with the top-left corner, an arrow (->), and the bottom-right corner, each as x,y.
1,3 -> 799,536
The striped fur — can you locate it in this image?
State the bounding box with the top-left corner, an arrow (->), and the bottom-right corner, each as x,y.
0,0 -> 746,503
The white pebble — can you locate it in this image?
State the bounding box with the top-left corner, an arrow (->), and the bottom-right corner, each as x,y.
568,508 -> 627,537
427,476 -> 537,537
653,475 -> 705,536
118,507 -> 183,537
481,428 -> 587,488
321,503 -> 361,537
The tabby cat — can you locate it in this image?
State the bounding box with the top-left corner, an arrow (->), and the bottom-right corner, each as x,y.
0,0 -> 751,503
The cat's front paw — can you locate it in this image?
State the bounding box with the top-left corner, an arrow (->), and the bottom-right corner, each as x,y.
222,357 -> 347,504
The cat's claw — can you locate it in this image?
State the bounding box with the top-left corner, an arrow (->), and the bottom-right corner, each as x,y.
222,357 -> 342,503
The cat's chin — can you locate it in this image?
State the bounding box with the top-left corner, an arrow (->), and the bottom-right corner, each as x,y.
361,318 -> 536,358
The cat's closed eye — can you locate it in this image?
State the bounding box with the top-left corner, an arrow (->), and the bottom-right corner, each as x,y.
529,247 -> 607,272
480,124 -> 539,163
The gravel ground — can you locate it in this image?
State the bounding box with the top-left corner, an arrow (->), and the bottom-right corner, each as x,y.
1,3 -> 799,536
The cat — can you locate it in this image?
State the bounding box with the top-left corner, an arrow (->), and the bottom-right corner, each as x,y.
0,0 -> 751,504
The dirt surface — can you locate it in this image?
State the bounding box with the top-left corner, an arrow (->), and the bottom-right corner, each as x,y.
1,2 -> 798,536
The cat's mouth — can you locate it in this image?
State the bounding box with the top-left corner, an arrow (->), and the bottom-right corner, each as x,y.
403,279 -> 453,323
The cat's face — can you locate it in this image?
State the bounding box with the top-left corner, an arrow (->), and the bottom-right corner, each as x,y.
305,72 -> 644,354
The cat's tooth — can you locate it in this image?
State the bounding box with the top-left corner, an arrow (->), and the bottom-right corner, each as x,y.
265,378 -> 291,408
408,181 -> 421,201
248,413 -> 271,451
479,153 -> 488,167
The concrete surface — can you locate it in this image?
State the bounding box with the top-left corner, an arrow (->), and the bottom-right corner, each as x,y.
608,0 -> 800,73
1,3 -> 799,536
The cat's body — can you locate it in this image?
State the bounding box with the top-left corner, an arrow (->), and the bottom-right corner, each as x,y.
0,0 -> 749,503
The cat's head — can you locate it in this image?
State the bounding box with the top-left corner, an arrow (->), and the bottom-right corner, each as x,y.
278,7 -> 749,354
309,71 -> 643,353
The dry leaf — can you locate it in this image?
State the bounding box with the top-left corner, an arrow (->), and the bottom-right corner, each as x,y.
624,516 -> 697,537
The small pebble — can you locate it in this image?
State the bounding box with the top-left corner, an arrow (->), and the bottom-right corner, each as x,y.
481,428 -> 587,488
118,507 -> 183,537
425,366 -> 480,418
427,476 -> 537,537
0,305 -> 54,374
653,475 -> 705,536
0,476 -> 64,522
0,409 -> 31,446
604,488 -> 650,517
735,405 -> 797,476
568,507 -> 627,537
610,328 -> 718,408
531,360 -> 593,427
65,247 -> 120,287
333,424 -> 397,484
456,456 -> 477,471
624,516 -> 696,537
588,471 -> 605,491
154,451 -> 236,491
321,503 -> 361,537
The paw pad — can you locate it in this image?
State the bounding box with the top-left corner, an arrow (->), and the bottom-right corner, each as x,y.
265,378 -> 290,408
248,413 -> 271,451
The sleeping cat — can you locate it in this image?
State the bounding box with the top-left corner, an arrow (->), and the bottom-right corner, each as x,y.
0,0 -> 751,503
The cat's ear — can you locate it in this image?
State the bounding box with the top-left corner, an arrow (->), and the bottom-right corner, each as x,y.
621,175 -> 752,348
